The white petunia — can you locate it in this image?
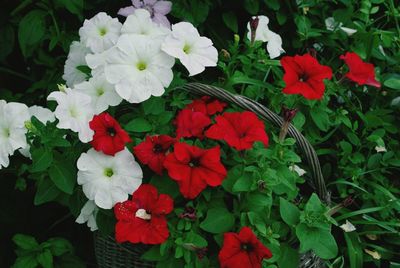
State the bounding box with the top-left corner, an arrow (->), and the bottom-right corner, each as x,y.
375,145 -> 387,153
86,49 -> 111,77
325,17 -> 357,36
79,12 -> 122,53
76,200 -> 99,231
77,148 -> 143,209
0,100 -> 30,169
74,75 -> 122,114
289,164 -> 306,177
161,22 -> 218,76
63,41 -> 92,87
246,15 -> 285,59
121,9 -> 170,38
104,34 -> 174,103
19,106 -> 56,158
47,88 -> 95,143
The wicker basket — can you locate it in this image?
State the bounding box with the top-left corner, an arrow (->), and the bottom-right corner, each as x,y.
94,83 -> 329,268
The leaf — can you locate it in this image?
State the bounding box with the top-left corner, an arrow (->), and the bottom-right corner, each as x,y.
311,107 -> 330,131
277,244 -> 299,268
37,249 -> 53,268
142,246 -> 166,261
200,207 -> 234,234
54,0 -> 83,18
143,97 -> 166,115
30,148 -> 53,172
280,198 -> 300,226
384,74 -> 400,90
34,178 -> 61,205
12,254 -> 39,268
46,238 -> 73,256
244,0 -> 260,14
344,232 -> 364,268
125,118 -> 153,132
0,25 -> 14,60
232,175 -> 252,192
184,232 -> 207,247
13,234 -> 39,250
222,12 -> 238,33
18,10 -> 46,57
49,161 -> 76,195
296,224 -> 338,259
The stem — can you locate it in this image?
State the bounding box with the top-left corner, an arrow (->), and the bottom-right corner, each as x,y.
49,10 -> 60,38
389,0 -> 400,36
0,66 -> 33,81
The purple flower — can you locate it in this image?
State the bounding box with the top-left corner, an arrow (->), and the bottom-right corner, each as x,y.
118,0 -> 172,28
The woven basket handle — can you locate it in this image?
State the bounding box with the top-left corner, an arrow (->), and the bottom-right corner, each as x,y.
180,83 -> 329,203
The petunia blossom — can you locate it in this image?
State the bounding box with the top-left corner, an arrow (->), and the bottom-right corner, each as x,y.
120,9 -> 170,38
77,148 -> 143,209
89,113 -> 132,156
161,22 -> 218,76
340,52 -> 381,88
0,100 -> 30,169
163,142 -> 227,199
246,15 -> 285,59
79,12 -> 122,53
281,53 -> 333,100
118,0 -> 172,28
114,184 -> 174,244
133,135 -> 175,175
186,96 -> 227,116
47,88 -> 95,143
62,41 -> 92,87
74,75 -> 122,114
218,227 -> 272,268
174,109 -> 211,139
76,200 -> 99,231
104,34 -> 174,103
205,111 -> 269,151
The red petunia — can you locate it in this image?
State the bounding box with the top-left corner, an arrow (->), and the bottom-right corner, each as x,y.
186,96 -> 227,115
163,142 -> 227,199
218,227 -> 273,268
114,184 -> 174,245
133,135 -> 175,175
205,111 -> 269,151
340,52 -> 381,88
174,109 -> 211,139
89,113 -> 132,156
281,53 -> 333,100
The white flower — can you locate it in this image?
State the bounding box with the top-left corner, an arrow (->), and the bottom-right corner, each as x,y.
63,41 -> 92,87
0,100 -> 29,169
121,9 -> 169,37
161,22 -> 218,76
246,15 -> 285,59
340,220 -> 356,232
47,88 -> 95,143
77,148 -> 143,209
76,200 -> 99,231
104,34 -> 174,103
289,165 -> 306,176
86,49 -> 110,77
325,17 -> 357,36
19,106 -> 56,158
79,12 -> 122,53
74,75 -> 122,114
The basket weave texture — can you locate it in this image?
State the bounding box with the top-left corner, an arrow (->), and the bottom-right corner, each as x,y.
94,83 -> 329,268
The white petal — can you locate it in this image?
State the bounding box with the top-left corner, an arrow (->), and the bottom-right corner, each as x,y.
340,220 -> 356,232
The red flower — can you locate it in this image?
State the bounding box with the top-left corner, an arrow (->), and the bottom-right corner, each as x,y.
114,184 -> 174,245
89,113 -> 132,156
218,227 -> 272,268
205,111 -> 269,151
281,53 -> 333,100
133,135 -> 175,175
340,52 -> 381,88
175,109 -> 211,139
163,142 -> 227,199
186,96 -> 227,115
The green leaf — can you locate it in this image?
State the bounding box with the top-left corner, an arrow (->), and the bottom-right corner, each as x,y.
142,246 -> 166,261
244,0 -> 260,14
311,107 -> 330,131
18,10 -> 46,57
296,224 -> 338,259
12,254 -> 39,268
13,234 -> 39,250
344,232 -> 363,268
143,97 -> 166,115
30,148 -> 53,172
184,232 -> 207,247
49,161 -> 76,195
222,12 -> 238,32
96,210 -> 116,236
46,238 -> 73,256
125,118 -> 153,132
384,74 -> 400,90
37,249 -> 53,268
75,65 -> 91,77
34,178 -> 61,205
277,244 -> 299,268
232,175 -> 252,192
279,198 -> 300,226
54,0 -> 83,18
0,25 -> 14,60
200,207 -> 235,234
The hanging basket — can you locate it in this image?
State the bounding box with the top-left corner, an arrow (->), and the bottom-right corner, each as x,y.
94,83 -> 330,268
